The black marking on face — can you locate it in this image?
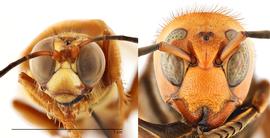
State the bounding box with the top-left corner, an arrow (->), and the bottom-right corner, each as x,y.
198,32 -> 214,42
60,95 -> 84,106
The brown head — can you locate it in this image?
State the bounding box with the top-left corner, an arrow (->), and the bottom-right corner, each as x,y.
0,20 -> 138,107
29,32 -> 106,105
153,11 -> 254,130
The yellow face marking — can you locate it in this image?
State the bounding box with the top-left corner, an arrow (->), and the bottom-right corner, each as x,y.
71,62 -> 77,72
54,37 -> 65,52
46,68 -> 82,103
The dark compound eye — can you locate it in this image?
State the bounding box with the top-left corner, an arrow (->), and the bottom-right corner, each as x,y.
77,42 -> 105,87
227,41 -> 250,87
225,29 -> 237,41
165,28 -> 187,42
160,52 -> 185,86
29,37 -> 55,85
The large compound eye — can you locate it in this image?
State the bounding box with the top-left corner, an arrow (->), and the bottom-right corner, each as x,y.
77,42 -> 105,87
160,52 -> 185,86
30,37 -> 55,85
165,28 -> 187,43
227,42 -> 249,87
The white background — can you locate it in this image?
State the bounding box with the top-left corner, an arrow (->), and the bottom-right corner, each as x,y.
0,0 -> 270,138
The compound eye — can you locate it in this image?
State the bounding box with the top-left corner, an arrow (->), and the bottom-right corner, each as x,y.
165,28 -> 187,42
30,37 -> 56,85
225,29 -> 237,41
227,42 -> 249,87
160,52 -> 185,86
77,42 -> 105,87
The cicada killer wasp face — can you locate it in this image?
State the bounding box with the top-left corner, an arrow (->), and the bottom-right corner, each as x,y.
0,20 -> 138,107
0,20 -> 138,138
28,32 -> 107,105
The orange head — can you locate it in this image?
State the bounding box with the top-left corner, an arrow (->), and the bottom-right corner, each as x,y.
154,11 -> 254,130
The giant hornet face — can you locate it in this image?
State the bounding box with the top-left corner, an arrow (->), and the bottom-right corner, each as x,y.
139,9 -> 270,137
29,32 -> 106,105
153,12 -> 254,130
